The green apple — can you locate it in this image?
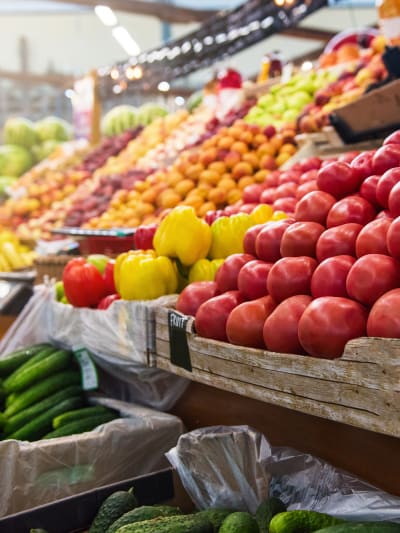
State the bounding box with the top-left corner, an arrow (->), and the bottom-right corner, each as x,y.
55,280 -> 65,302
282,109 -> 300,122
87,254 -> 110,274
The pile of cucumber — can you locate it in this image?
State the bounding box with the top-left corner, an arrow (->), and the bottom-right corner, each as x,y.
47,487 -> 398,533
0,343 -> 118,441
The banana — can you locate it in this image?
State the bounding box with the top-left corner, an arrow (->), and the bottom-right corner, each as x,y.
0,242 -> 26,270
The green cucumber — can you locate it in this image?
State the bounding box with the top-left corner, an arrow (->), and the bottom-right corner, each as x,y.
107,505 -> 182,533
269,511 -> 344,533
8,396 -> 83,441
196,509 -> 232,530
219,511 -> 259,533
44,413 -> 117,439
314,523 -> 400,532
256,497 -> 287,533
113,515 -> 213,533
3,385 -> 83,436
52,405 -> 116,429
89,488 -> 138,533
5,392 -> 17,408
0,343 -> 51,377
3,349 -> 71,394
4,370 -> 81,418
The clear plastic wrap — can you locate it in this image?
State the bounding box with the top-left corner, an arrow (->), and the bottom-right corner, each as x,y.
0,285 -> 188,411
166,425 -> 271,514
0,398 -> 184,517
166,425 -> 400,521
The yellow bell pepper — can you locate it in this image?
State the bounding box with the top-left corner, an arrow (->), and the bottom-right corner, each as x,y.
153,206 -> 211,266
250,204 -> 274,225
270,210 -> 289,221
209,213 -> 254,259
188,258 -> 224,283
114,250 -> 178,300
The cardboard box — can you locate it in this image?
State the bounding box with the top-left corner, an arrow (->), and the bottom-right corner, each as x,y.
330,80 -> 400,143
0,399 -> 184,517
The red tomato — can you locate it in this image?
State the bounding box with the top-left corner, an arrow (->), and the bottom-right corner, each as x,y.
359,175 -> 380,207
267,256 -> 317,303
376,209 -> 392,219
243,224 -> 266,256
372,144 -> 400,174
264,173 -> 279,187
376,167 -> 400,208
326,196 -> 376,228
316,223 -> 362,262
298,297 -> 367,359
388,180 -> 400,217
242,184 -> 264,204
97,293 -> 121,310
63,258 -> 108,308
239,203 -> 258,214
311,255 -> 355,298
346,254 -> 400,306
215,253 -> 255,293
238,260 -> 273,300
275,183 -> 297,199
260,187 -> 276,204
299,157 -> 322,172
350,151 -> 375,180
195,290 -> 245,342
295,190 -> 336,225
387,216 -> 400,258
317,161 -> 362,199
296,180 -> 318,200
280,221 -> 325,258
176,281 -> 219,316
263,295 -> 312,354
255,220 -> 292,263
273,197 -> 297,213
298,169 -> 318,184
383,130 -> 400,145
226,295 -> 276,348
367,288 -> 400,337
355,218 -> 392,257
278,170 -> 302,184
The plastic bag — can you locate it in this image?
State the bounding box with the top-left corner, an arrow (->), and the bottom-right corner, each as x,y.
166,425 -> 271,513
0,397 -> 184,517
166,425 -> 400,521
0,283 -> 52,354
268,446 -> 400,522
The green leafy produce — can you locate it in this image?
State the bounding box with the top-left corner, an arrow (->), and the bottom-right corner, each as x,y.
8,395 -> 83,441
0,144 -> 34,177
107,505 -> 182,533
35,116 -> 72,142
3,385 -> 82,436
269,511 -> 344,533
256,497 -> 287,533
4,370 -> 81,417
219,511 -> 259,533
3,117 -> 38,148
89,488 -> 138,533
314,523 -> 400,532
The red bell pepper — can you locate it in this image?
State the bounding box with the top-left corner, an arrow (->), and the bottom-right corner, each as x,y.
103,260 -> 116,295
133,223 -> 158,250
62,258 -> 108,308
97,293 -> 121,310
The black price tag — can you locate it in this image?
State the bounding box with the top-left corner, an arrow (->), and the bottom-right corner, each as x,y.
168,310 -> 192,372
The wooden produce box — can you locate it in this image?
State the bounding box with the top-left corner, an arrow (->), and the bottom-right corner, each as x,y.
154,308 -> 400,440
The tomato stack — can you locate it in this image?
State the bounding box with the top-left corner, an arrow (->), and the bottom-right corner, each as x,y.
177,129 -> 400,359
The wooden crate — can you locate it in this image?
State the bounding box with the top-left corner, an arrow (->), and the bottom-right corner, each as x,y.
154,307 -> 400,439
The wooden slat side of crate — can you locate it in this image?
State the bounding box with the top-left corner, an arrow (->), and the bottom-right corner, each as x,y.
154,307 -> 400,438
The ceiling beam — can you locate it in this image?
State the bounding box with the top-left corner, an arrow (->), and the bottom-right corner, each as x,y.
35,0 -> 218,23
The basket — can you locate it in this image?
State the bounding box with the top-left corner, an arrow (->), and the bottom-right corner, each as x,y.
33,255 -> 72,283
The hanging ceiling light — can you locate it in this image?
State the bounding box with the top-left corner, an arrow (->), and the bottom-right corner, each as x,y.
112,26 -> 141,57
94,5 -> 117,26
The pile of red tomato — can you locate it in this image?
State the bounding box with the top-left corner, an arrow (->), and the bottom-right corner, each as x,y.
176,129 -> 400,359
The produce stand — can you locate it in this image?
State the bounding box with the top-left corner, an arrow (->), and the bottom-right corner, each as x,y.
154,308 -> 400,439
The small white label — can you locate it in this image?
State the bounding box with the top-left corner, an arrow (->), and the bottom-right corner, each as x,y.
73,346 -> 98,390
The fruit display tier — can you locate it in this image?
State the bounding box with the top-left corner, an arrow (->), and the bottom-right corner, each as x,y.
154,306 -> 400,439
